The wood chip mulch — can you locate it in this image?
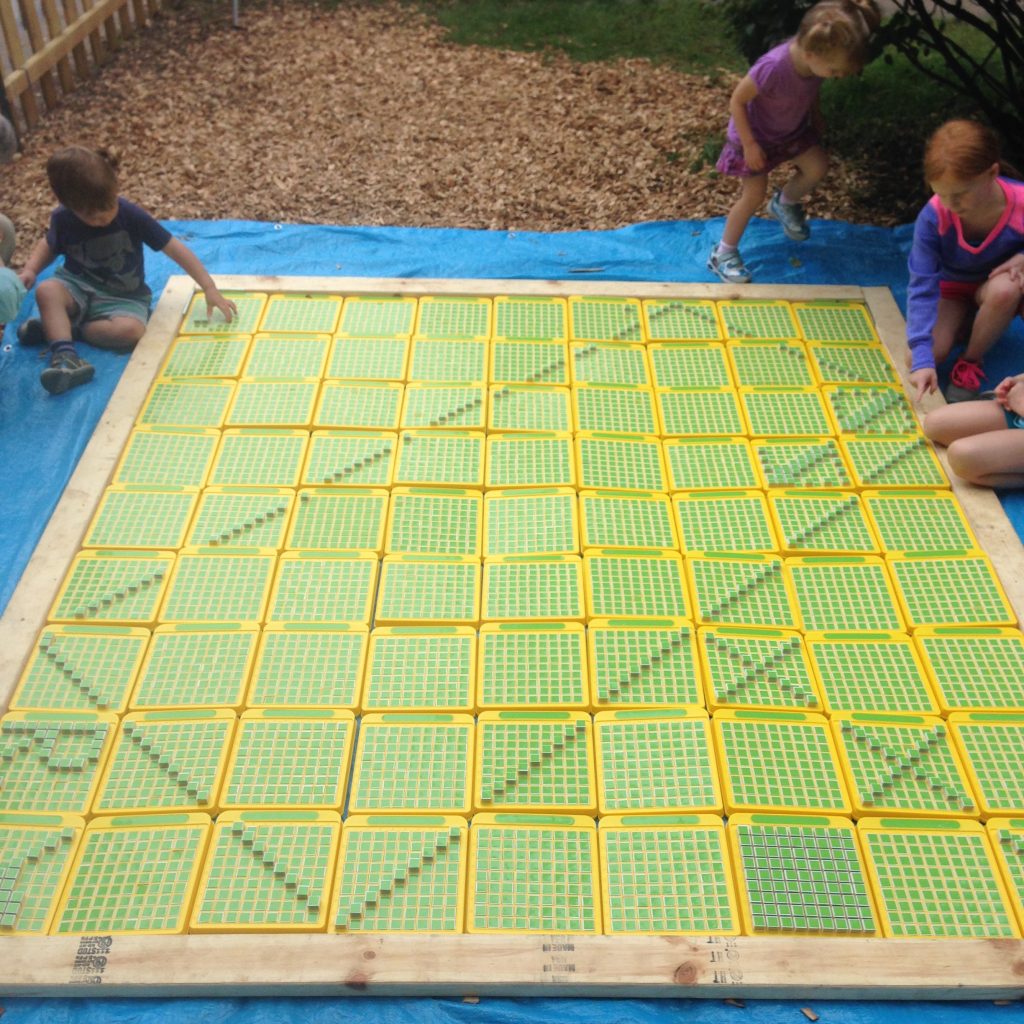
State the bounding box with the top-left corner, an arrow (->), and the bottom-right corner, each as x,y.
0,0 -> 913,264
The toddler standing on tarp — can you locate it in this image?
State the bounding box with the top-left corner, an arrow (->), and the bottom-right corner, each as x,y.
17,145 -> 236,395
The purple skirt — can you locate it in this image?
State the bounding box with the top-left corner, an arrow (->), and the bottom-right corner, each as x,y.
716,127 -> 821,178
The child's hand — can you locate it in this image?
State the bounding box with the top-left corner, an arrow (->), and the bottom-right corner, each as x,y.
1005,380 -> 1024,418
205,287 -> 237,324
909,367 -> 938,402
989,253 -> 1024,290
994,375 -> 1017,407
743,141 -> 766,173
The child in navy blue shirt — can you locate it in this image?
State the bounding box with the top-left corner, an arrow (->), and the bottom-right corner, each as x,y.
18,146 -> 236,395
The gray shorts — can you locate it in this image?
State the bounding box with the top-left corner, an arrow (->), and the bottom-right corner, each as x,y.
55,266 -> 151,328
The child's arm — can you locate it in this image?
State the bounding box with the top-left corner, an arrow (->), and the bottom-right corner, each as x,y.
161,237 -> 237,323
729,76 -> 765,172
18,237 -> 56,290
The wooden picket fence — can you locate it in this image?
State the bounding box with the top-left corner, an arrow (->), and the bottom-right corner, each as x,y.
0,0 -> 164,133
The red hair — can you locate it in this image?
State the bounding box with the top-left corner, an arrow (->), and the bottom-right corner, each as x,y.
923,119 -> 1022,182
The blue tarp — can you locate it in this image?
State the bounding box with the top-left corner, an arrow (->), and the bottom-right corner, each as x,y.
1,215 -> 1023,1020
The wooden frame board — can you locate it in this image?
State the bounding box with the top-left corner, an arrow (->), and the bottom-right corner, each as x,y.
1,276 -> 1023,999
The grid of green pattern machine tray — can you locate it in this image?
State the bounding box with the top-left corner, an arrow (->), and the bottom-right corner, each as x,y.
492,296 -> 567,342
0,812 -> 83,934
131,624 -> 258,710
699,626 -> 820,712
285,488 -> 388,552
242,333 -> 330,379
407,338 -> 489,384
348,714 -> 474,815
573,384 -> 658,435
482,555 -> 585,622
584,550 -> 688,620
949,713 -> 1024,818
137,380 -> 235,428
258,294 -> 343,334
594,709 -> 721,814
727,341 -> 814,387
575,433 -> 667,492
568,296 -> 644,342
824,384 -> 918,435
211,429 -> 309,487
476,711 -> 595,812
739,387 -> 834,437
688,553 -> 796,628
806,340 -> 899,386
489,340 -> 569,385
862,490 -> 978,553
159,548 -> 276,624
413,296 -> 491,340
187,486 -> 294,549
599,814 -> 738,934
55,812 -> 210,934
484,488 -> 579,556
0,711 -> 117,814
833,713 -> 976,817
663,438 -> 759,491
363,627 -> 475,712
301,430 -> 396,488
375,555 -> 480,626
11,625 -> 149,713
767,490 -> 879,555
220,710 -> 355,809
467,813 -> 600,933
477,622 -> 588,710
713,709 -> 851,815
673,491 -> 777,553
266,552 -> 379,624
112,427 -> 220,487
804,631 -> 939,715
752,438 -> 853,489
786,556 -> 904,632
858,817 -> 1019,938
385,488 -> 482,557
718,300 -> 799,340
487,385 -> 573,433
159,334 -> 250,379
394,431 -> 485,488
579,490 -> 676,551
642,299 -> 723,341
728,813 -> 878,935
331,815 -> 467,933
326,336 -> 410,381
336,295 -> 417,339
914,627 -> 1024,713
656,388 -> 745,438
314,381 -> 404,430
570,341 -> 651,387
249,625 -> 366,709
92,709 -> 236,814
840,435 -> 949,489
792,301 -> 879,344
225,379 -> 320,428
401,383 -> 487,430
986,819 -> 1024,933
181,291 -> 266,335
191,810 -> 339,931
485,433 -> 576,489
588,618 -> 702,708
887,552 -> 1015,628
647,342 -> 731,390
50,550 -> 174,626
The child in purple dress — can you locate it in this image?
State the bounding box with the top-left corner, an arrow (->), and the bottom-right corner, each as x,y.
707,0 -> 880,284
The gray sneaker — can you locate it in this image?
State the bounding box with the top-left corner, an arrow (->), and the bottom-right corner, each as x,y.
768,190 -> 810,241
707,246 -> 751,284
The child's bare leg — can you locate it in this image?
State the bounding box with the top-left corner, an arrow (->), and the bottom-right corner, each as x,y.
35,278 -> 78,341
781,145 -> 828,202
947,430 -> 1024,488
931,297 -> 972,364
924,399 -> 1006,446
721,175 -> 768,247
81,317 -> 146,352
963,274 -> 1024,364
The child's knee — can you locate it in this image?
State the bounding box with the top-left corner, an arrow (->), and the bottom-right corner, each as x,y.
980,273 -> 1023,312
946,437 -> 984,483
36,277 -> 69,308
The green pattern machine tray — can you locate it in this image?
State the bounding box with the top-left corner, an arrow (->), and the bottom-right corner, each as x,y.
575,433 -> 668,492
915,627 -> 1024,713
138,382 -> 233,429
363,627 -> 475,713
486,433 -> 576,489
949,713 -> 1024,818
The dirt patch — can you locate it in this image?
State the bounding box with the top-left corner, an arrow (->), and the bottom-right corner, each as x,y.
0,0 -> 911,264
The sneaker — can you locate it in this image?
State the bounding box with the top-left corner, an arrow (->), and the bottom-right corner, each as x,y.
767,190 -> 810,242
17,317 -> 45,347
707,246 -> 751,284
40,346 -> 94,395
945,357 -> 986,403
